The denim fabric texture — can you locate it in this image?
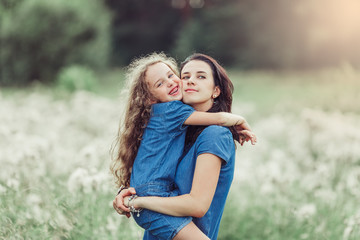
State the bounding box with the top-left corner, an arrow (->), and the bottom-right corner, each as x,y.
175,125 -> 236,239
130,101 -> 194,239
133,183 -> 192,240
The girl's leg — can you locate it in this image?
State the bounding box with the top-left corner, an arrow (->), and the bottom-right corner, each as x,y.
173,221 -> 210,240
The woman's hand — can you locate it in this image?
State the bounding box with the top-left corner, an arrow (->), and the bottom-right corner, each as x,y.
238,129 -> 257,146
113,187 -> 137,218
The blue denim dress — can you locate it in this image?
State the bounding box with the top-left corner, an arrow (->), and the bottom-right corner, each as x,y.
130,101 -> 194,240
144,126 -> 236,239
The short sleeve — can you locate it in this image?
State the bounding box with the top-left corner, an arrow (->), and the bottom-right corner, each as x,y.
163,101 -> 195,135
195,126 -> 234,165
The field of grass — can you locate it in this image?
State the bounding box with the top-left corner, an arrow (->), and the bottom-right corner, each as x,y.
0,68 -> 359,239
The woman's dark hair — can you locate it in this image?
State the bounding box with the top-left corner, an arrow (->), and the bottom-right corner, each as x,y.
181,53 -> 239,145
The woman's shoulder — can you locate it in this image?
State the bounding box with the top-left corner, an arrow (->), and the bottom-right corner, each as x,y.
199,125 -> 232,139
194,126 -> 235,161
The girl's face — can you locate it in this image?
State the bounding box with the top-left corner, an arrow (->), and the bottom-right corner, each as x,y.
181,60 -> 220,111
145,62 -> 182,103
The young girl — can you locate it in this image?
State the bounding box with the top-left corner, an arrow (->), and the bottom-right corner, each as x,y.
111,53 -> 255,240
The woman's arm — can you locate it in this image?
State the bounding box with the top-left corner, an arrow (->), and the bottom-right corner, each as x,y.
126,153 -> 222,218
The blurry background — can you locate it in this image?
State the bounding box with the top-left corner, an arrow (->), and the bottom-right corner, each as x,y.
1,0 -> 360,86
1,0 -> 360,239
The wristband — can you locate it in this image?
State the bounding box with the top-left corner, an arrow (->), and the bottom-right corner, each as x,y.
116,185 -> 127,195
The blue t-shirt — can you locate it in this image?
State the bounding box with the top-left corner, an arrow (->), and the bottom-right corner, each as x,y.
175,125 -> 236,239
130,101 -> 195,189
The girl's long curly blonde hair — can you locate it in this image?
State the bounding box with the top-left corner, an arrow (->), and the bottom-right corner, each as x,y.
110,52 -> 179,188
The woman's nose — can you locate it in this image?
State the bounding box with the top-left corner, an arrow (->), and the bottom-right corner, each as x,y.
186,77 -> 195,85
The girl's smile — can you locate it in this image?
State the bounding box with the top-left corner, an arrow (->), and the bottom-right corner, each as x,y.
146,62 -> 183,103
169,85 -> 180,95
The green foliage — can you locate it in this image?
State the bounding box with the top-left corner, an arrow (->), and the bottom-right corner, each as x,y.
172,2 -> 241,66
56,65 -> 98,92
0,0 -> 110,86
104,0 -> 182,65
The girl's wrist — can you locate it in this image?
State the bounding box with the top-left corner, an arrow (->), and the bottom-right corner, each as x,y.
127,195 -> 142,210
127,195 -> 143,217
133,196 -> 142,209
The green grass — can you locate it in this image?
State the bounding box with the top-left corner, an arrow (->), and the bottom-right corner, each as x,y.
230,69 -> 360,115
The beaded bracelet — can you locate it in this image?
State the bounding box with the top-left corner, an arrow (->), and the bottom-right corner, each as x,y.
128,194 -> 143,217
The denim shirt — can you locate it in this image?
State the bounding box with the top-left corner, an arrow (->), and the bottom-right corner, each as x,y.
175,125 -> 236,239
130,101 -> 195,191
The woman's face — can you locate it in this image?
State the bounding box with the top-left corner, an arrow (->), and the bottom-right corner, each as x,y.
145,62 -> 182,103
181,60 -> 220,111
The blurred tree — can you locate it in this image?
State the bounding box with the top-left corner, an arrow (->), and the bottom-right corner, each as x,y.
104,0 -> 183,66
172,0 -> 243,66
173,0 -> 308,68
0,0 -> 111,86
234,0 -> 307,69
2,0 -> 359,83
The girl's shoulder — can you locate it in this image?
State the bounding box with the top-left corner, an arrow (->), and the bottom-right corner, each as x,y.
152,100 -> 191,113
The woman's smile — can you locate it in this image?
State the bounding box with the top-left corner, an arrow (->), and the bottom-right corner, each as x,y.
181,60 -> 220,111
184,88 -> 198,93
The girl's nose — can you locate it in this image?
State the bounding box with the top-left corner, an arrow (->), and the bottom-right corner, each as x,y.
167,79 -> 174,87
173,77 -> 181,84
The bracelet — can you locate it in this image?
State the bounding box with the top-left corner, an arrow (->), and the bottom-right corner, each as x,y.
116,185 -> 127,195
128,194 -> 143,217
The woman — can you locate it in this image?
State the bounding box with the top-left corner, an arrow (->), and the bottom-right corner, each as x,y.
114,53 -> 256,239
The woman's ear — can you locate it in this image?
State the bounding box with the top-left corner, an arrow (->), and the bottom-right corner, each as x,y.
213,86 -> 221,99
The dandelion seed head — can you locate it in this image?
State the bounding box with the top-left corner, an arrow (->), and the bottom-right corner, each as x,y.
294,203 -> 317,221
26,193 -> 42,206
0,184 -> 7,194
6,178 -> 20,190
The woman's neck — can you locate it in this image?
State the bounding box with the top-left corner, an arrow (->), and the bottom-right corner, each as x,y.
191,100 -> 213,112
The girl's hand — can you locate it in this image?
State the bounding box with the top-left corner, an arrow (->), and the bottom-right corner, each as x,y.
238,130 -> 257,146
235,119 -> 252,132
113,187 -> 136,218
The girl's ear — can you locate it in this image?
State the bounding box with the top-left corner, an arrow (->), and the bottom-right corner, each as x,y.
213,86 -> 221,99
147,94 -> 158,105
147,98 -> 157,105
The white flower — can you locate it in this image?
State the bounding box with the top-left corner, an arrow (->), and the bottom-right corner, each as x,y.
26,193 -> 42,206
294,203 -> 317,221
6,178 -> 20,190
67,168 -> 89,193
0,184 -> 7,194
